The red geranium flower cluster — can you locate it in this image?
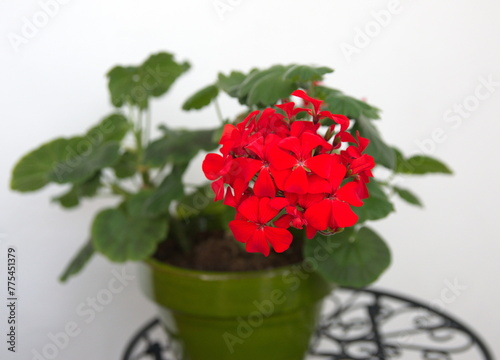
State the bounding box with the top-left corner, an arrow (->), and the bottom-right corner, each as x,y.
202,90 -> 375,256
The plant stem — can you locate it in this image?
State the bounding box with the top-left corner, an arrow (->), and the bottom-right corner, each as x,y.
214,98 -> 224,123
130,106 -> 153,189
143,107 -> 152,146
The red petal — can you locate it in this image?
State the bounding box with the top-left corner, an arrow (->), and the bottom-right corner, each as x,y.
269,196 -> 289,210
350,154 -> 375,175
229,220 -> 257,244
336,182 -> 363,207
270,168 -> 289,191
338,131 -> 357,144
274,214 -> 293,228
290,121 -> 319,137
234,158 -> 262,183
265,227 -> 293,253
291,90 -> 323,114
320,112 -> 350,131
220,124 -> 237,142
346,145 -> 362,158
223,187 -> 237,207
331,201 -> 358,228
245,135 -> 265,159
275,102 -> 295,118
237,196 -> 260,223
253,168 -> 276,197
284,192 -> 299,205
356,131 -> 370,152
268,147 -> 297,170
298,193 -> 324,208
305,154 -> 338,180
307,174 -> 331,194
202,153 -> 225,180
304,200 -> 331,231
258,197 -> 280,223
328,163 -> 347,191
300,132 -> 332,155
211,178 -> 225,201
278,137 -> 302,157
284,166 -> 309,194
246,229 -> 270,256
356,180 -> 370,199
306,225 -> 317,239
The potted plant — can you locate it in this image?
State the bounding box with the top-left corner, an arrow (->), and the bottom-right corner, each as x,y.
10,53 -> 451,360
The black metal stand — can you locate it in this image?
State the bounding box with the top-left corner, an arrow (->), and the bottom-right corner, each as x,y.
123,288 -> 494,360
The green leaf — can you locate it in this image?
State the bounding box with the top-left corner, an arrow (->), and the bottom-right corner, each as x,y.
142,164 -> 187,216
217,71 -> 246,97
92,208 -> 168,262
393,186 -> 423,207
353,116 -> 396,169
107,52 -> 190,109
214,64 -> 334,108
11,138 -> 71,191
305,227 -> 391,287
59,241 -> 95,282
53,187 -> 80,208
141,52 -> 190,97
125,190 -> 156,218
317,86 -> 381,120
283,65 -> 333,82
78,171 -> 102,197
113,151 -> 138,178
182,84 -> 219,110
106,66 -> 141,108
396,155 -> 452,175
52,172 -> 102,208
86,114 -> 130,143
47,140 -> 121,184
354,181 -> 394,222
11,113 -> 128,192
144,127 -> 218,168
238,65 -> 295,107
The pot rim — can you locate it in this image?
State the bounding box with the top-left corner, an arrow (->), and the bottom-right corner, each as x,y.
145,257 -> 305,281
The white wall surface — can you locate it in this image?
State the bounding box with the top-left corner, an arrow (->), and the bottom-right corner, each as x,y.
1,0 -> 499,359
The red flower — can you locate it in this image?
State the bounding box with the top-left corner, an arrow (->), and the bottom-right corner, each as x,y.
339,131 -> 375,199
253,108 -> 290,138
275,101 -> 308,121
269,122 -> 333,194
203,90 -> 375,256
304,157 -> 363,236
229,196 -> 293,256
244,134 -> 282,197
273,192 -> 323,239
292,89 -> 323,117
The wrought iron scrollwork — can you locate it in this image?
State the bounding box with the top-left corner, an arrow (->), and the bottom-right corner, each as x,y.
123,288 -> 493,360
308,288 -> 493,360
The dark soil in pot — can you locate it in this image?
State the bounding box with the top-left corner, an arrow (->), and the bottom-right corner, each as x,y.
153,231 -> 304,272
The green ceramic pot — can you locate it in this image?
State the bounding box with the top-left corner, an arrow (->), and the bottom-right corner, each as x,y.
138,258 -> 332,360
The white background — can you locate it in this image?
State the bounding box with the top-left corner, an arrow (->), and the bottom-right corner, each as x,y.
1,0 -> 499,359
